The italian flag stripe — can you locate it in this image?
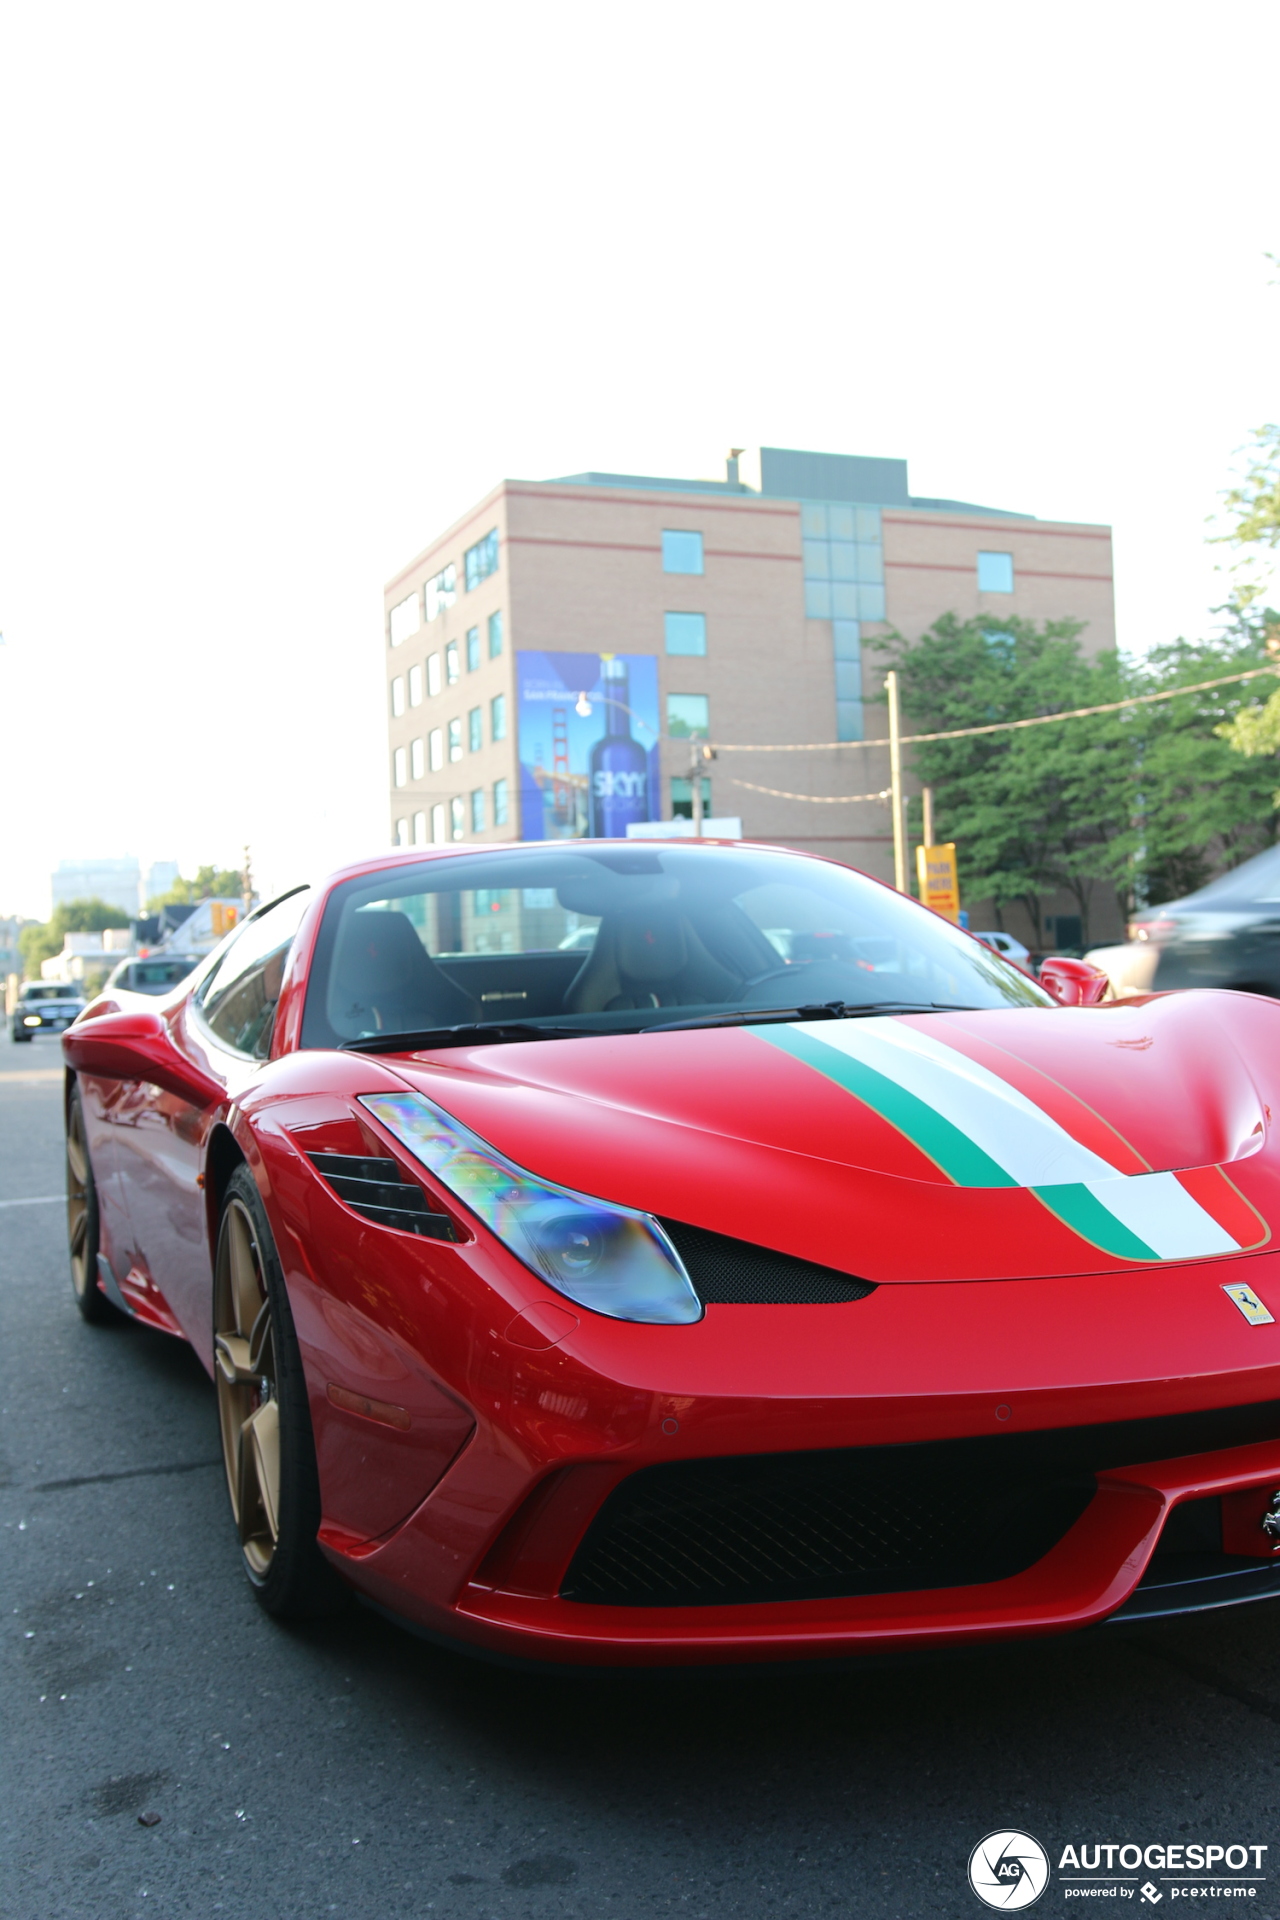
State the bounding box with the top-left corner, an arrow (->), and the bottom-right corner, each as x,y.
756,1018 -> 1269,1264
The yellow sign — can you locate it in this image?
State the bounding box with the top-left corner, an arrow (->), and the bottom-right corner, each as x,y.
915,842 -> 960,923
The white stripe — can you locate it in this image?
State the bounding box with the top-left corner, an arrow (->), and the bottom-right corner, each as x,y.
794,1018 -> 1118,1187
1080,1170 -> 1239,1259
0,1195 -> 63,1209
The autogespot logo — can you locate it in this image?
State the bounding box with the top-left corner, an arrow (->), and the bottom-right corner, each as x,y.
969,1831 -> 1051,1910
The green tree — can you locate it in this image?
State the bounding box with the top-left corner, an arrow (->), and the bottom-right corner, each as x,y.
19,897 -> 132,979
148,864 -> 243,909
887,615 -> 1278,942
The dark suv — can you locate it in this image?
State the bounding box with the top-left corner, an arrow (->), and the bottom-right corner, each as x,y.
11,982 -> 87,1041
1139,843 -> 1280,997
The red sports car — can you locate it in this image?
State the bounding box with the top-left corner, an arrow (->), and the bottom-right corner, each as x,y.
61,840 -> 1280,1666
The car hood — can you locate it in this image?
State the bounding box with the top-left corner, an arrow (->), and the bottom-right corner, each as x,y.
379,992 -> 1280,1283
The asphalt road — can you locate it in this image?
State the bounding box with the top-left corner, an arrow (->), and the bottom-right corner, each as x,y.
6,1032 -> 1280,1919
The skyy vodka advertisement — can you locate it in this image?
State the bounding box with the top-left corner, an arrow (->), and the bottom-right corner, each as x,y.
516,651 -> 661,840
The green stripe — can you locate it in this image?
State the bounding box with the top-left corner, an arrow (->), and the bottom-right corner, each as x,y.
1031,1183 -> 1160,1261
760,1025 -> 1016,1188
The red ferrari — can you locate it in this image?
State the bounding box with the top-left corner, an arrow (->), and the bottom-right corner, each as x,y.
61,840 -> 1280,1666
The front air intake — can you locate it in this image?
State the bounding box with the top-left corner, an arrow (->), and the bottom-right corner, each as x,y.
306,1151 -> 456,1239
658,1219 -> 874,1304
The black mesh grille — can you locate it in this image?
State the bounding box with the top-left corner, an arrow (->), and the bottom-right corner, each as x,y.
659,1219 -> 874,1305
562,1398 -> 1280,1607
307,1152 -> 456,1239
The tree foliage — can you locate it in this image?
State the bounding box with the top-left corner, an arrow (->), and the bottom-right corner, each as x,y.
886,614 -> 1278,943
19,897 -> 131,979
147,864 -> 243,909
1213,423 -> 1280,610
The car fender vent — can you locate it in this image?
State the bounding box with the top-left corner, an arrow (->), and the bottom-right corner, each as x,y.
658,1219 -> 874,1304
306,1151 -> 456,1240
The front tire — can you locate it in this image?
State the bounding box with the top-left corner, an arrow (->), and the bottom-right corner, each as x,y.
213,1165 -> 348,1620
66,1086 -> 119,1325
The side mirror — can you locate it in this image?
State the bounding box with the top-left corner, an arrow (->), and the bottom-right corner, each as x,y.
63,1008 -> 223,1108
1038,956 -> 1110,1007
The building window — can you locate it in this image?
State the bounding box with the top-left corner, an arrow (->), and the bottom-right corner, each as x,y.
410,737 -> 425,780
393,746 -> 407,788
491,692 -> 507,741
493,777 -> 509,826
408,663 -> 423,706
394,817 -> 409,845
671,776 -> 711,819
431,803 -> 446,844
665,611 -> 707,657
667,693 -> 710,737
450,796 -> 466,841
390,676 -> 405,717
464,528 -> 499,592
445,640 -> 460,685
466,626 -> 480,672
803,503 -> 884,623
468,706 -> 483,753
662,529 -> 704,575
425,563 -> 457,622
470,788 -> 485,833
412,810 -> 427,846
833,619 -> 863,743
429,728 -> 444,772
389,594 -> 420,647
488,609 -> 503,658
448,717 -> 463,762
427,652 -> 442,698
977,551 -> 1014,594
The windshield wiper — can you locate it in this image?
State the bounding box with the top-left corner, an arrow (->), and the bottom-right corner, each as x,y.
644,1001 -> 971,1034
340,1022 -> 586,1054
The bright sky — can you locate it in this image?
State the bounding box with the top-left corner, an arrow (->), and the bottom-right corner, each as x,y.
1,2 -> 1277,919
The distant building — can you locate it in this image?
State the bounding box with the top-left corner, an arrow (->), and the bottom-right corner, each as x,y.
144,860 -> 180,903
382,446 -> 1116,900
51,857 -> 142,917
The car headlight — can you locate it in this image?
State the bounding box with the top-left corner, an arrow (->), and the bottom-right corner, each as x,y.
360,1091 -> 702,1325
22,1015 -> 40,1026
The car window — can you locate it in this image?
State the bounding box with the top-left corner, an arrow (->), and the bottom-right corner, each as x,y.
22,983 -> 79,1000
195,888 -> 310,1058
301,846 -> 1048,1049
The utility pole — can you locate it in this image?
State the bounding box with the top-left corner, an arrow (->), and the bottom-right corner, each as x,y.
885,671 -> 906,892
922,785 -> 934,848
688,737 -> 714,836
242,845 -> 253,919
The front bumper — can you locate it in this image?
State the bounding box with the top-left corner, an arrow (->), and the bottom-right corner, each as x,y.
311,1260 -> 1280,1666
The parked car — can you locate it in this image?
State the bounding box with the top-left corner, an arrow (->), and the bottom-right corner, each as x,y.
104,954 -> 199,997
973,930 -> 1032,969
66,840 -> 1280,1667
1134,843 -> 1280,997
12,981 -> 86,1041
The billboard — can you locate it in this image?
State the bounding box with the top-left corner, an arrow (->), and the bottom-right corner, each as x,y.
516,651 -> 661,840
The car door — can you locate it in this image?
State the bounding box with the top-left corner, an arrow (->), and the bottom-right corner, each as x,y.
117,890 -> 310,1367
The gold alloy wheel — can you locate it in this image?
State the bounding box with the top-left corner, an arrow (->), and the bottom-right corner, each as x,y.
214,1197 -> 281,1579
66,1096 -> 93,1301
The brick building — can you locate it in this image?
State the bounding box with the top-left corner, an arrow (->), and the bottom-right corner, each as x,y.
383,447 -> 1115,937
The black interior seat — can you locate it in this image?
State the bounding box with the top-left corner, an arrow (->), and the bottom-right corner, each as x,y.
563,904 -> 742,1013
327,910 -> 478,1036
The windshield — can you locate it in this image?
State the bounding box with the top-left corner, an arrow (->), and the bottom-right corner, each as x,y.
301,845 -> 1048,1049
21,984 -> 81,1001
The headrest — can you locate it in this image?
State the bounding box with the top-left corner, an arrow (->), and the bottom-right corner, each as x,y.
331,911 -> 432,996
614,909 -> 688,983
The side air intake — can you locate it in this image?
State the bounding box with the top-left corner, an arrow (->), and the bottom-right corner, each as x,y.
658,1219 -> 874,1304
306,1151 -> 456,1239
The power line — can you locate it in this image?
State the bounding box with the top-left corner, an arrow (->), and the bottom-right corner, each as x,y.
727,777 -> 893,803
707,664 -> 1280,754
